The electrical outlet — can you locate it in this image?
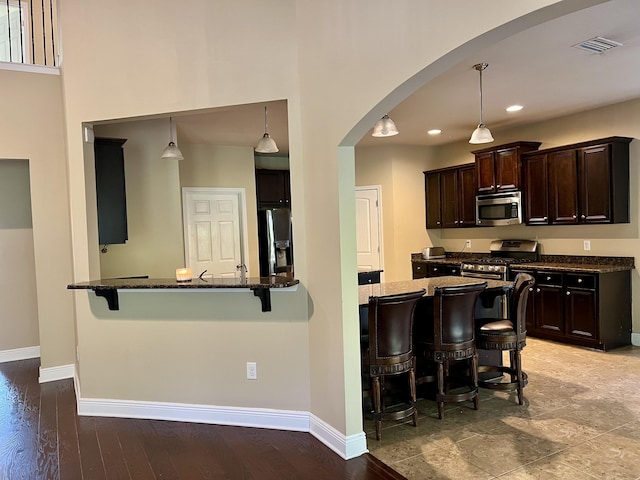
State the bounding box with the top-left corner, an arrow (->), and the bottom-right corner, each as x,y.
583,240 -> 591,251
246,362 -> 257,380
465,240 -> 472,248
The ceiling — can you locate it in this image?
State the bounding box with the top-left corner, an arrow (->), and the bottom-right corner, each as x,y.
173,0 -> 640,155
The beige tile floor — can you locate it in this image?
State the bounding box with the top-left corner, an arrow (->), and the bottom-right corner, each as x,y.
365,338 -> 640,479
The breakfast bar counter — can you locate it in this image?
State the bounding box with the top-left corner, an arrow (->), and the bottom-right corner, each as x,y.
68,276 -> 299,312
358,276 -> 512,306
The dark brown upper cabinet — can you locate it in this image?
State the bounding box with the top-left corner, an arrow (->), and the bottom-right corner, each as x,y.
255,169 -> 291,207
473,141 -> 541,194
94,138 -> 128,245
522,136 -> 631,225
424,163 -> 476,229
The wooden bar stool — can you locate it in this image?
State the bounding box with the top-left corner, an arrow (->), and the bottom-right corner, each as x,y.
476,273 -> 535,404
415,283 -> 487,419
362,289 -> 425,440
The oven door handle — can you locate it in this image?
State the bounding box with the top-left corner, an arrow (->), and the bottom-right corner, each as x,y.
461,271 -> 504,280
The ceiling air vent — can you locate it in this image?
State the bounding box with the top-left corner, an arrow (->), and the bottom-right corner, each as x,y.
572,36 -> 623,53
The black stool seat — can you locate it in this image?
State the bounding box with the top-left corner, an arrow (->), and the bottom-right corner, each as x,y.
476,273 -> 535,405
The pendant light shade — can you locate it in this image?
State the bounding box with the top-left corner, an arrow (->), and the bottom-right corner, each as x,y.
255,106 -> 279,153
161,117 -> 184,160
372,114 -> 399,137
469,63 -> 494,144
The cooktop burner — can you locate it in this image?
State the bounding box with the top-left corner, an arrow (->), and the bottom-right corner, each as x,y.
467,257 -> 533,265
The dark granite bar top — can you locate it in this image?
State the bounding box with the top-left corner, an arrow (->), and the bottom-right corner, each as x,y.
68,276 -> 299,312
411,252 -> 635,274
68,276 -> 299,290
359,276 -> 511,306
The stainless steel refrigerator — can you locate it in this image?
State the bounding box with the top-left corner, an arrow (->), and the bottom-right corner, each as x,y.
257,208 -> 293,277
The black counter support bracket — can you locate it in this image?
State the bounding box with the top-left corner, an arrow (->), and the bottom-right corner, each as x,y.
253,288 -> 272,312
95,289 -> 119,310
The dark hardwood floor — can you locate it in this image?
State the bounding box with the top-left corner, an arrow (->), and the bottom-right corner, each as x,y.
0,358 -> 403,479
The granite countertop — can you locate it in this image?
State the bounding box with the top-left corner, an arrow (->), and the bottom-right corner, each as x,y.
411,252 -> 634,274
68,276 -> 299,290
358,276 -> 510,306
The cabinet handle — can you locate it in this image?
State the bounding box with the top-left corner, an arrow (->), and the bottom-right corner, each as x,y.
566,291 -> 571,296
581,214 -> 586,219
536,288 -> 540,293
491,185 -> 495,189
543,216 -> 548,221
417,266 -> 422,270
572,214 -> 576,219
546,276 -> 551,281
578,278 -> 583,283
529,287 -> 534,292
436,221 -> 441,225
433,268 -> 439,272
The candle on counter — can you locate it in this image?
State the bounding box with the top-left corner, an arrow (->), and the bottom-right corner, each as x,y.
175,267 -> 192,282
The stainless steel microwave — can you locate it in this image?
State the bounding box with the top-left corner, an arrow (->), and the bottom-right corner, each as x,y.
476,191 -> 523,226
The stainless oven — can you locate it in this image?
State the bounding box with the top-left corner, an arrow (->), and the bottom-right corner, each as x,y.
476,191 -> 523,226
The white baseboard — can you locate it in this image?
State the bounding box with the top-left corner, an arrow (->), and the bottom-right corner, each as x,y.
39,363 -> 75,383
78,396 -> 310,431
310,413 -> 368,460
76,395 -> 368,460
632,333 -> 640,346
0,345 -> 40,363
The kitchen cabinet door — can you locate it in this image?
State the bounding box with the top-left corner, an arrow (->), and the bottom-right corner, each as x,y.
256,169 -> 291,206
534,272 -> 564,333
458,164 -> 477,226
424,171 -> 442,228
412,262 -> 427,279
94,138 -> 128,245
495,147 -> 520,192
475,151 -> 496,194
523,153 -> 549,225
565,287 -> 597,341
579,144 -> 611,223
440,168 -> 459,228
548,149 -> 579,224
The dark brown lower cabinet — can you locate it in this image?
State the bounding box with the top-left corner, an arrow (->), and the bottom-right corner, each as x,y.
510,268 -> 631,351
412,262 -> 461,279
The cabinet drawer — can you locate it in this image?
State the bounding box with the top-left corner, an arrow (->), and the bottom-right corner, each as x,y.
565,273 -> 596,290
445,264 -> 461,276
428,264 -> 446,277
412,262 -> 427,279
535,271 -> 563,286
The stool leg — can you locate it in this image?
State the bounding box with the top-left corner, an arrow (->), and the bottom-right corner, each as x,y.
409,368 -> 418,427
437,361 -> 445,420
471,352 -> 479,411
514,350 -> 524,405
372,375 -> 382,440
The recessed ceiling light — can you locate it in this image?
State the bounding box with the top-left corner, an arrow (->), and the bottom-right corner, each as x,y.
506,105 -> 523,112
427,129 -> 442,135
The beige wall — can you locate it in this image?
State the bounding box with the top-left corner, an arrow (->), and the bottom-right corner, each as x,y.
355,145 -> 433,281
53,0 -> 592,445
179,144 -> 260,276
0,69 -> 74,369
94,119 -> 185,278
0,160 -> 39,351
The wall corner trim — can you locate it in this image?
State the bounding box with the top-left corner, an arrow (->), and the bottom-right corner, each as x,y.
39,363 -> 75,383
310,413 -> 368,460
0,345 -> 40,364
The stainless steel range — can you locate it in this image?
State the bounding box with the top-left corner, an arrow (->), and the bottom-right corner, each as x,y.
461,239 -> 539,281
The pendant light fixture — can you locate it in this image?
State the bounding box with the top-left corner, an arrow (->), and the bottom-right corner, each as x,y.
469,63 -> 494,144
255,106 -> 279,153
371,114 -> 399,137
160,116 -> 184,160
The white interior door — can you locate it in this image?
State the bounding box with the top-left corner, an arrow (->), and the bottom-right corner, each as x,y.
182,188 -> 247,279
355,186 -> 383,274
